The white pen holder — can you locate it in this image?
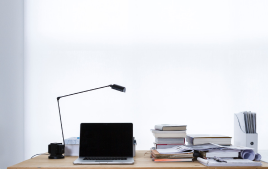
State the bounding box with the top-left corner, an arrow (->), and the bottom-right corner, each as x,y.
234,114 -> 258,153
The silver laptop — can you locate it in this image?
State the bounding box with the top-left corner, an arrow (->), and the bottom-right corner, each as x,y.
73,123 -> 134,165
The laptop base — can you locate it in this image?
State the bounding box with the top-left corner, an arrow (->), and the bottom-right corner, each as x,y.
73,157 -> 134,165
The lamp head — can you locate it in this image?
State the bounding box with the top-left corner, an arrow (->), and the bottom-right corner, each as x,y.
110,84 -> 126,92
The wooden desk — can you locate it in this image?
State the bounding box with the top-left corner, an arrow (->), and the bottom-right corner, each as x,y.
8,150 -> 268,169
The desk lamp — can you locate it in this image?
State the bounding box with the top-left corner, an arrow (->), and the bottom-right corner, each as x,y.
48,84 -> 126,159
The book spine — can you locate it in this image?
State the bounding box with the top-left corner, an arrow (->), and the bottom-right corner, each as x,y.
153,155 -> 193,159
154,133 -> 186,138
152,153 -> 193,159
155,144 -> 184,149
153,159 -> 193,162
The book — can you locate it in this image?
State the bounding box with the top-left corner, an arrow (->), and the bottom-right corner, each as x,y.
155,143 -> 184,149
155,124 -> 187,131
199,150 -> 239,158
155,138 -> 185,144
186,134 -> 232,145
153,158 -> 193,162
197,157 -> 262,166
151,149 -> 193,159
151,129 -> 186,138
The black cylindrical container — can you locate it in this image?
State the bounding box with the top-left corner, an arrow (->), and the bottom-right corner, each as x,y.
48,143 -> 64,159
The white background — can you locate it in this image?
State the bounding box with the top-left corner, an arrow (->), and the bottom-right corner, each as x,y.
24,0 -> 268,159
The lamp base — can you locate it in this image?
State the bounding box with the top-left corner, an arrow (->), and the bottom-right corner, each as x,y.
48,154 -> 64,159
48,143 -> 65,159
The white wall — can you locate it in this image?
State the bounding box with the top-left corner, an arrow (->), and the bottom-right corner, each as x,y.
0,0 -> 24,168
24,0 -> 268,159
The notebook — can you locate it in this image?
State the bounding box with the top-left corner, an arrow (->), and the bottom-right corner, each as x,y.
73,123 -> 134,165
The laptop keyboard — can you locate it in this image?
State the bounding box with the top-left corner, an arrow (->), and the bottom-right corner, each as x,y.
83,157 -> 127,160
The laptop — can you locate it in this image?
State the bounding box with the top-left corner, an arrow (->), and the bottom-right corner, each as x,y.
73,123 -> 134,164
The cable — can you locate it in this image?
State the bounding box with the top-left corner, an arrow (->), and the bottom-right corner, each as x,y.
31,153 -> 49,159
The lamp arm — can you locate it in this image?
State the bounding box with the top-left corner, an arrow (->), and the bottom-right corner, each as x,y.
56,85 -> 111,145
57,85 -> 111,99
57,99 -> 65,145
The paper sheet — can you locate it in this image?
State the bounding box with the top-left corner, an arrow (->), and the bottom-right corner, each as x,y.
157,147 -> 193,154
235,112 -> 246,133
197,157 -> 262,166
240,150 -> 262,161
241,149 -> 255,160
255,153 -> 262,161
236,111 -> 257,133
159,143 -> 253,154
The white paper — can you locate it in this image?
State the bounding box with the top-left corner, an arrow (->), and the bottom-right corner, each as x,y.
197,157 -> 262,166
250,113 -> 253,133
253,113 -> 256,133
220,145 -> 254,150
239,111 -> 257,133
245,112 -> 249,133
176,143 -> 254,153
235,112 -> 246,133
255,153 -> 262,161
241,149 -> 255,161
157,148 -> 183,154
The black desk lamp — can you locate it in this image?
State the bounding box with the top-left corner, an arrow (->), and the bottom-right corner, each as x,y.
48,84 -> 126,159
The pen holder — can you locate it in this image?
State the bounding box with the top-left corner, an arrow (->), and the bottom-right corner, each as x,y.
234,114 -> 258,153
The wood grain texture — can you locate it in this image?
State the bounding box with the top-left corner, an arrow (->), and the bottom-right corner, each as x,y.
8,150 -> 268,169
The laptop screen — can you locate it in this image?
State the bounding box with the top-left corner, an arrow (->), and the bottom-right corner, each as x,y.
79,123 -> 133,157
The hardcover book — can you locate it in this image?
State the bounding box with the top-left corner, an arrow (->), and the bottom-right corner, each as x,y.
151,149 -> 193,159
186,134 -> 232,145
155,124 -> 187,131
151,129 -> 186,138
155,137 -> 185,144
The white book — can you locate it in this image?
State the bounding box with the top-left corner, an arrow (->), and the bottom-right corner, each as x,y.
151,129 -> 186,138
186,134 -> 231,145
203,150 -> 240,158
157,148 -> 181,154
197,157 -> 262,166
155,138 -> 185,144
155,124 -> 187,131
155,144 -> 183,149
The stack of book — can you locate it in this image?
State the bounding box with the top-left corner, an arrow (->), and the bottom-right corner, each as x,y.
151,149 -> 193,162
186,134 -> 232,145
151,124 -> 187,149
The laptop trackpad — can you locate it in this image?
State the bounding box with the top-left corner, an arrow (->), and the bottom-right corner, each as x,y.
96,160 -> 113,162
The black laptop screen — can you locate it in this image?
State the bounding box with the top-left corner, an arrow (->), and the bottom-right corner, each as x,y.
79,123 -> 133,157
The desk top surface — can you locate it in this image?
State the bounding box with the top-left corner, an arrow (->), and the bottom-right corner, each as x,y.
8,150 -> 268,169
